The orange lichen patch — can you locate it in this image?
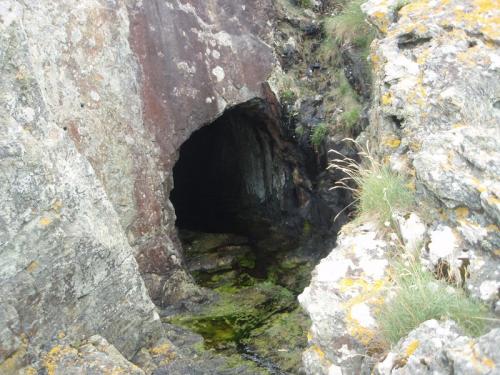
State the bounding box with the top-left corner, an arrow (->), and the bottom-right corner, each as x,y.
149,342 -> 176,366
384,138 -> 401,148
372,11 -> 391,33
149,342 -> 173,356
439,209 -> 449,221
405,339 -> 420,357
110,369 -> 126,375
341,277 -> 387,346
487,196 -> 500,205
51,200 -> 63,214
455,207 -> 469,219
452,122 -> 467,129
370,50 -> 382,69
26,261 -> 39,273
416,48 -> 431,66
311,344 -> 325,359
381,92 -> 393,105
409,141 -> 422,152
405,180 -> 416,192
486,224 -> 499,233
469,177 -> 486,193
468,340 -> 497,371
452,0 -> 500,42
39,217 -> 52,226
23,368 -> 37,375
43,345 -> 78,375
0,341 -> 28,374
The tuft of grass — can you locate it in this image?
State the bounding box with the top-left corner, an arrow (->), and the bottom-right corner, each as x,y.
377,262 -> 490,344
295,125 -> 305,137
341,108 -> 360,129
330,144 -> 414,224
296,0 -> 312,8
281,89 -> 297,104
320,0 -> 376,69
324,0 -> 376,47
310,123 -> 330,147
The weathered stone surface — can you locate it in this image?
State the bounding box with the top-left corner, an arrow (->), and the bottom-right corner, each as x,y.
376,320 -> 500,375
40,336 -> 145,375
300,0 -> 500,374
299,221 -> 390,375
362,0 -> 500,305
0,1 -> 161,370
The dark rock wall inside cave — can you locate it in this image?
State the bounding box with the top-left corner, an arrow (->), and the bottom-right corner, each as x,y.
170,99 -> 320,241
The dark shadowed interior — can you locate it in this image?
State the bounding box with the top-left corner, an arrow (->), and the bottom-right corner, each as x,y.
170,100 -> 299,237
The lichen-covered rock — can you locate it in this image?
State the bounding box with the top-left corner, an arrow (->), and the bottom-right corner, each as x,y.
300,0 -> 500,373
376,320 -> 500,375
0,2 -> 162,370
298,222 -> 391,374
40,336 -> 145,375
361,0 -> 500,306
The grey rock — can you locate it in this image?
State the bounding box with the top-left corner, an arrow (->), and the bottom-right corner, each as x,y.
40,335 -> 145,375
362,0 -> 500,304
0,2 -> 161,370
376,320 -> 500,375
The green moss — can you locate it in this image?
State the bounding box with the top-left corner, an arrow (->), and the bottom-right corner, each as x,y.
310,122 -> 330,147
280,89 -> 297,104
341,108 -> 360,129
165,282 -> 295,349
377,262 -> 491,344
241,307 -> 311,373
296,0 -> 312,8
295,125 -> 305,137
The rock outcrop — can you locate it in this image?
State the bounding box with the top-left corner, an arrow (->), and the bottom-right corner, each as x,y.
0,0 -> 297,371
0,1 -> 162,370
300,0 -> 500,373
363,0 -> 500,307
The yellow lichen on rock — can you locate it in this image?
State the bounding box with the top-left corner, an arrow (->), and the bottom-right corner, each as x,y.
404,339 -> 420,357
341,277 -> 386,347
42,345 -> 77,375
39,217 -> 52,226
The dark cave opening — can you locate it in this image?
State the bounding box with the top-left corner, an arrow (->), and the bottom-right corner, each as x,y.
170,99 -> 302,240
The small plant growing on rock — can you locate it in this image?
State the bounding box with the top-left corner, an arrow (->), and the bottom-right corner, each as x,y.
329,142 -> 414,224
280,89 -> 297,104
310,123 -> 330,147
377,262 -> 490,344
341,108 -> 360,130
296,0 -> 312,8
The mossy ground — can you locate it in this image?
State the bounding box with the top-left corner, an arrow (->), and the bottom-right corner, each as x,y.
165,230 -> 319,374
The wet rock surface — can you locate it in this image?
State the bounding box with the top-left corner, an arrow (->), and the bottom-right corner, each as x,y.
161,230 -> 328,374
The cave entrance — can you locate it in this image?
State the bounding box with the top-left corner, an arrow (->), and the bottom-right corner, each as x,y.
170,99 -> 297,240
166,100 -> 344,373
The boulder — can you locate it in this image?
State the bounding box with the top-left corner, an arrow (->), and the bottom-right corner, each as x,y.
362,0 -> 500,305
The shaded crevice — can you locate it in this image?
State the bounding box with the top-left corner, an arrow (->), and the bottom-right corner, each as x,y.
169,98 -> 315,241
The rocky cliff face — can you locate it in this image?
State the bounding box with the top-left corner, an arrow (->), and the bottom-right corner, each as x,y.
0,0 -> 162,369
299,0 -> 500,373
1,0 -> 326,372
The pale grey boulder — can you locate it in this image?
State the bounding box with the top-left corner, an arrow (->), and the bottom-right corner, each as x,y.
376,320 -> 500,375
363,0 -> 500,304
0,3 -> 161,370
